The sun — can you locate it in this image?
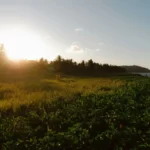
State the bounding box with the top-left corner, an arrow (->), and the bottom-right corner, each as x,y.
0,28 -> 49,60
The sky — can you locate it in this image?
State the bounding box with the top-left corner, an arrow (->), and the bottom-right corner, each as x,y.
0,0 -> 150,68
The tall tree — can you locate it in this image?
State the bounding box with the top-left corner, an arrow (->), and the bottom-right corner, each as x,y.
0,44 -> 7,68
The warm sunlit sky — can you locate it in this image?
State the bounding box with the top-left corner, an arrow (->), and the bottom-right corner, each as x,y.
0,0 -> 150,68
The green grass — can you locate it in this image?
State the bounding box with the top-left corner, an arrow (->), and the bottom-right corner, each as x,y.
0,74 -> 150,149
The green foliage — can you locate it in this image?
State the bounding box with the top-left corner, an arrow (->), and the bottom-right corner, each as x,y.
0,76 -> 150,149
51,56 -> 127,76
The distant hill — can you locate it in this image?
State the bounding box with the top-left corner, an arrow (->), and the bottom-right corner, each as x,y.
121,65 -> 150,73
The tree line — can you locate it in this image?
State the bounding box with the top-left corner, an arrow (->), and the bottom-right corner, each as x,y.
51,55 -> 127,76
121,65 -> 150,73
0,48 -> 127,76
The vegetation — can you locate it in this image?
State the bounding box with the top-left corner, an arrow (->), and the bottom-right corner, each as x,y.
0,74 -> 149,149
0,48 -> 150,149
0,46 -> 127,77
51,56 -> 127,76
121,65 -> 150,73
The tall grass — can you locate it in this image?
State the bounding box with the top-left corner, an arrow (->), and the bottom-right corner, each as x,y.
0,75 -> 150,149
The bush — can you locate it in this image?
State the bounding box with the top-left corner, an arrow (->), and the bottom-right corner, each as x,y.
0,82 -> 150,149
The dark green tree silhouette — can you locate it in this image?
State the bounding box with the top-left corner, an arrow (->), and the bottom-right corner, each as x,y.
50,55 -> 127,76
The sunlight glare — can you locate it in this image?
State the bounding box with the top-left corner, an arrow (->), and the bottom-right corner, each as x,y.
0,28 -> 49,60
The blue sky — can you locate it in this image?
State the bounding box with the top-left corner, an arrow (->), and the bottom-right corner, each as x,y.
0,0 -> 150,68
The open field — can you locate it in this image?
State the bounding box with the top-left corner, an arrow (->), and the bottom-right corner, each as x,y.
0,74 -> 150,149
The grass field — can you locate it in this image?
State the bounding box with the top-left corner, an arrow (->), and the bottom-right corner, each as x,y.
0,74 -> 150,149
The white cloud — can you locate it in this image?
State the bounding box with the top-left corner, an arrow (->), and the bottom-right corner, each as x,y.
74,28 -> 84,32
45,35 -> 51,39
72,41 -> 79,45
66,44 -> 84,53
96,48 -> 100,52
85,48 -> 101,52
85,48 -> 92,51
98,42 -> 104,46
